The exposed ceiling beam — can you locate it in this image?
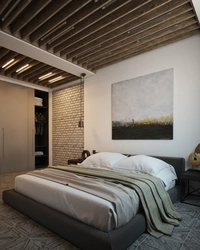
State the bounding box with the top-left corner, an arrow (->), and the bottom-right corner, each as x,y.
0,31 -> 95,78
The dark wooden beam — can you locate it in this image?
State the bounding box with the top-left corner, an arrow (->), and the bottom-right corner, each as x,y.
30,0 -> 91,43
0,48 -> 10,60
90,26 -> 199,71
45,0 -> 117,49
11,0 -> 51,35
1,0 -> 31,29
20,0 -> 71,39
0,0 -> 12,17
52,0 -> 138,53
77,8 -> 195,64
59,0 -> 168,56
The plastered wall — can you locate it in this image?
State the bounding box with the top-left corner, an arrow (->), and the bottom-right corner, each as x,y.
84,35 -> 200,168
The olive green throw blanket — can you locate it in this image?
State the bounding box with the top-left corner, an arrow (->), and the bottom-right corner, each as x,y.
29,166 -> 181,238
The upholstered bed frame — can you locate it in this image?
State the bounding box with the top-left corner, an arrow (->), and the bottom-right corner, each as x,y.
3,155 -> 185,250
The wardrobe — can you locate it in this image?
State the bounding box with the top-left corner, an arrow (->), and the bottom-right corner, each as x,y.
0,80 -> 48,173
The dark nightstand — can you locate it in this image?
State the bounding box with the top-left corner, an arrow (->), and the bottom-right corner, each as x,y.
180,169 -> 200,206
68,159 -> 83,165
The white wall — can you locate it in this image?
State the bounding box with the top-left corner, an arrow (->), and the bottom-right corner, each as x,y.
84,35 -> 200,167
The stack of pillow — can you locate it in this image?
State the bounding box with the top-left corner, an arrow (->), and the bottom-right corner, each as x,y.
79,152 -> 177,188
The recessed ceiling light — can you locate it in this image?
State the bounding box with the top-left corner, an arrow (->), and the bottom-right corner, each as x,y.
16,64 -> 29,72
2,59 -> 15,68
49,76 -> 65,83
38,72 -> 54,80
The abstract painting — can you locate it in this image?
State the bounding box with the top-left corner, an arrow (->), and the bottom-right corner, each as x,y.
112,68 -> 173,139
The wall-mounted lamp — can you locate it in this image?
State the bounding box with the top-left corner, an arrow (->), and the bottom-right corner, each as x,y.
78,73 -> 86,128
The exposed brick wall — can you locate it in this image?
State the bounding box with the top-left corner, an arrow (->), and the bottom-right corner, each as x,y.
52,84 -> 84,165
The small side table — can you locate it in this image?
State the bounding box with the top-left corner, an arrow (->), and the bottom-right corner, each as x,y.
180,169 -> 200,206
68,159 -> 83,165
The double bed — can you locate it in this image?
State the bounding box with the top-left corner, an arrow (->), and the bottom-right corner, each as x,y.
3,153 -> 185,250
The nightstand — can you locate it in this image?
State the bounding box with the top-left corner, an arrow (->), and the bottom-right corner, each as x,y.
68,159 -> 83,165
180,169 -> 200,206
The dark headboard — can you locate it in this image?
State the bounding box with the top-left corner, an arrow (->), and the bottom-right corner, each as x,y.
150,155 -> 185,184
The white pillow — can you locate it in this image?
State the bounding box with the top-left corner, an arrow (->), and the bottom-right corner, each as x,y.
155,167 -> 177,186
112,155 -> 170,175
79,152 -> 127,169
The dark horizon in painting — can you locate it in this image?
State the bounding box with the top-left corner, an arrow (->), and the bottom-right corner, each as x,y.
112,122 -> 173,140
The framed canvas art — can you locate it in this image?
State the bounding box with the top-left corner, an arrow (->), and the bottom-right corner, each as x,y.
112,68 -> 173,140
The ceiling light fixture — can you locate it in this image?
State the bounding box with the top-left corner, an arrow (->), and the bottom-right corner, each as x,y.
2,59 -> 15,68
38,72 -> 53,80
16,65 -> 32,74
48,76 -> 65,83
78,73 -> 86,128
16,64 -> 29,73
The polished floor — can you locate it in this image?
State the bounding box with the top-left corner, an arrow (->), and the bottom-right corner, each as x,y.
0,171 -> 200,250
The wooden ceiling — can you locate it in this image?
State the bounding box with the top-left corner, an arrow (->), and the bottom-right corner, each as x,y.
0,0 -> 199,89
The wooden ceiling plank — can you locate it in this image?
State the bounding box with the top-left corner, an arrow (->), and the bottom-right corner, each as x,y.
21,0 -> 71,39
53,0 -> 140,53
0,0 -> 21,23
11,0 -> 52,35
40,0 -> 110,47
1,0 -> 31,29
60,0 -> 172,57
30,0 -> 91,43
86,19 -> 198,67
64,0 -> 189,58
47,0 -> 132,51
92,29 -> 200,71
77,11 -> 195,64
89,25 -> 199,70
71,4 -> 193,62
0,0 -> 12,16
0,47 -> 10,58
91,22 -> 199,66
68,3 -> 191,64
88,29 -> 191,67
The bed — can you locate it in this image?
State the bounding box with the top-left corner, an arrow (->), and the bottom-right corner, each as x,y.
2,153 -> 185,250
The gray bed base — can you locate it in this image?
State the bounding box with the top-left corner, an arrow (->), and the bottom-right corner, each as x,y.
2,156 -> 185,250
